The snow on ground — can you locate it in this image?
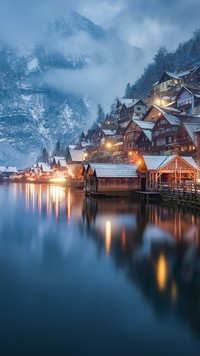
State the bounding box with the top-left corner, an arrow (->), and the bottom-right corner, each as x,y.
27,58 -> 39,72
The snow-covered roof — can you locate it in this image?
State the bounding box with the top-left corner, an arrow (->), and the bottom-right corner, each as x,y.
142,156 -> 174,170
88,163 -> 138,178
165,71 -> 180,80
69,149 -> 85,162
40,163 -> 52,173
178,69 -> 191,77
142,155 -> 197,170
59,159 -> 68,168
68,145 -> 77,150
102,129 -> 116,136
153,105 -> 181,125
158,155 -> 177,169
163,106 -> 181,113
152,81 -> 159,87
143,130 -> 152,142
180,156 -> 198,169
81,141 -> 92,147
53,156 -> 65,164
119,98 -> 140,105
183,122 -> 200,143
0,166 -> 17,173
132,119 -> 155,130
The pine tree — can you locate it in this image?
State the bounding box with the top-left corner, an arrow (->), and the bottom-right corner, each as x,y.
42,148 -> 49,163
153,46 -> 169,73
53,140 -> 61,156
96,104 -> 105,124
124,83 -> 131,98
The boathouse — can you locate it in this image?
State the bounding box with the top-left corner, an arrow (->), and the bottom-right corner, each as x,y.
84,163 -> 140,196
138,155 -> 197,190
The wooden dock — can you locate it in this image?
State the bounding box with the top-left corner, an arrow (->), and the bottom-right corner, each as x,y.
133,191 -> 161,203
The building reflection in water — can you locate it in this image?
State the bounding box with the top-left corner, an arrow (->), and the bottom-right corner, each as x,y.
67,189 -> 71,224
105,221 -> 112,255
82,196 -> 200,338
22,184 -> 81,223
15,184 -> 200,337
157,254 -> 168,292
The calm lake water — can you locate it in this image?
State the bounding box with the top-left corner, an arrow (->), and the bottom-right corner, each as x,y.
0,183 -> 200,355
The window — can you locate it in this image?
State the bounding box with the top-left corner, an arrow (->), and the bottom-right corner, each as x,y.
136,106 -> 141,111
156,138 -> 166,146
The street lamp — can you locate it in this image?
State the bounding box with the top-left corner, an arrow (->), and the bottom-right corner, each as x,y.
82,152 -> 88,163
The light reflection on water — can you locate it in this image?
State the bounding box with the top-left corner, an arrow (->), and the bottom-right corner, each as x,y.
0,183 -> 200,355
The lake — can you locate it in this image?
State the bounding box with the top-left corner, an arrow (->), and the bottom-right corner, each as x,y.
0,183 -> 200,355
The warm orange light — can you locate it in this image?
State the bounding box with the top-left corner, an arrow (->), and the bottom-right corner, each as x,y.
106,142 -> 112,149
157,254 -> 168,291
128,151 -> 133,156
155,98 -> 161,106
67,189 -> 71,223
105,221 -> 112,254
138,160 -> 142,165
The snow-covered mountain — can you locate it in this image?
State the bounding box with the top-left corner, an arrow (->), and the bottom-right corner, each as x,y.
0,11 -> 141,168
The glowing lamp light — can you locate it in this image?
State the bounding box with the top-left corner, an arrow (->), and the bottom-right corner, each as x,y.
128,151 -> 133,156
106,142 -> 112,149
157,254 -> 168,291
138,160 -> 142,165
50,177 -> 66,183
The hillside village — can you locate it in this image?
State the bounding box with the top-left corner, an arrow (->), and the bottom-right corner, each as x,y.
2,63 -> 200,195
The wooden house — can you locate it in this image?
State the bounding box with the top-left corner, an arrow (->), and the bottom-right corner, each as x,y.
138,155 -> 197,190
136,130 -> 152,154
0,166 -> 18,180
116,98 -> 146,126
124,119 -> 154,161
176,86 -> 200,115
153,71 -> 182,95
143,105 -> 181,123
66,149 -> 87,180
84,163 -> 140,196
51,156 -> 68,182
151,112 -> 181,155
37,163 -> 52,180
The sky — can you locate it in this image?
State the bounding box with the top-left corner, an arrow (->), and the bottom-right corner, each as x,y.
0,0 -> 200,109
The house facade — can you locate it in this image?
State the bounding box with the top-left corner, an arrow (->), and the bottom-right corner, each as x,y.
176,86 -> 200,115
139,155 -> 197,189
84,163 -> 140,196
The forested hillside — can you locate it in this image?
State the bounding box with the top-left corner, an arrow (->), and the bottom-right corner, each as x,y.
124,29 -> 200,98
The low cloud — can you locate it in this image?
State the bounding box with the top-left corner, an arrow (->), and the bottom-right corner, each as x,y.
0,0 -> 200,110
44,32 -> 144,111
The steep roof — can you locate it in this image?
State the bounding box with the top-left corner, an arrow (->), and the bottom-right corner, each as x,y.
0,166 -> 17,173
69,149 -> 85,162
53,156 -> 65,164
153,105 -> 181,125
40,163 -> 52,173
142,155 -> 197,170
182,122 -> 200,143
143,130 -> 152,142
132,119 -> 155,130
59,159 -> 68,168
181,156 -> 198,169
88,163 -> 138,178
102,129 -> 116,136
142,156 -> 171,170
